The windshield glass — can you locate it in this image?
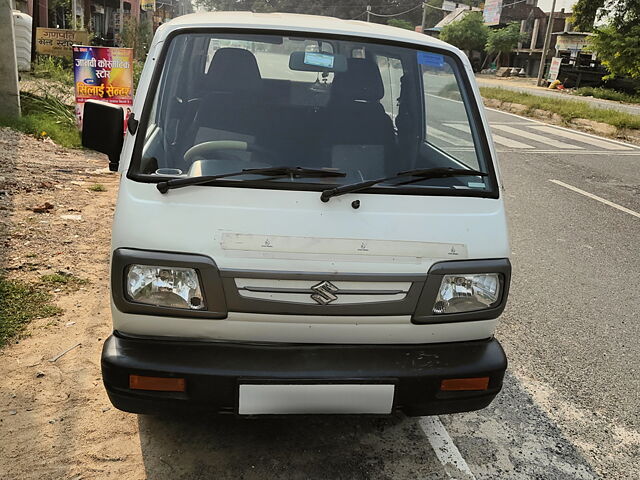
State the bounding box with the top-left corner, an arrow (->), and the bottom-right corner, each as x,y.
132,32 -> 494,195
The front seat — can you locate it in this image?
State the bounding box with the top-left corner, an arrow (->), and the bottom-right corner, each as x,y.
325,58 -> 396,178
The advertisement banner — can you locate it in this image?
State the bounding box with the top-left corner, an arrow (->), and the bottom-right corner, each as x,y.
141,0 -> 156,11
548,57 -> 562,82
73,46 -> 134,129
483,0 -> 503,25
36,28 -> 89,57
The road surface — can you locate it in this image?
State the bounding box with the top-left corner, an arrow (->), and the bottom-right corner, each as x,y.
133,109 -> 640,480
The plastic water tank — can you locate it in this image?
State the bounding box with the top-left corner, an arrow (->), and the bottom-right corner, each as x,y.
13,11 -> 32,72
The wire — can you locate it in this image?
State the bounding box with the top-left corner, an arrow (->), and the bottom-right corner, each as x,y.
368,3 -> 424,17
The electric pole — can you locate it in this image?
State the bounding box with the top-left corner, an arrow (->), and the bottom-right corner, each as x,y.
0,0 -> 20,118
536,0 -> 556,86
366,5 -> 371,22
421,2 -> 427,33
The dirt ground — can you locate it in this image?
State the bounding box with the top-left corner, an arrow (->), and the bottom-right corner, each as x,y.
0,127 -> 148,479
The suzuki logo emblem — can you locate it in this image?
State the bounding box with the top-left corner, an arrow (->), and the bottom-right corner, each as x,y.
310,281 -> 339,305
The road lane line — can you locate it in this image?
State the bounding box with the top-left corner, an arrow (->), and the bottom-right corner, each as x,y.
550,179 -> 640,219
427,126 -> 474,147
485,107 -> 640,150
529,125 -> 633,150
491,124 -> 582,149
446,123 -> 534,149
420,416 -> 476,479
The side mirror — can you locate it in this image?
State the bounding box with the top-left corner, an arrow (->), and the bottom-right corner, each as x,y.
81,100 -> 124,172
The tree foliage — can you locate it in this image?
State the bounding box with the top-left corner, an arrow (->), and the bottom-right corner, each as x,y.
485,22 -> 523,55
573,0 -> 640,79
572,0 -> 640,33
590,24 -> 640,79
439,12 -> 488,52
387,18 -> 413,30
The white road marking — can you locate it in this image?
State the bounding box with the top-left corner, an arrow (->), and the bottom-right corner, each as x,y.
491,124 -> 583,149
550,179 -> 640,219
446,123 -> 534,149
529,125 -> 633,150
420,416 -> 476,479
485,107 -> 640,150
427,126 -> 474,147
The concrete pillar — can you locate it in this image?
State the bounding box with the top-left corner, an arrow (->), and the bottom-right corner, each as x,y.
530,18 -> 540,50
0,0 -> 21,118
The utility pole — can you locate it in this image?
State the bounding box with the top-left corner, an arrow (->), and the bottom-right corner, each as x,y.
421,2 -> 427,33
0,0 -> 20,119
366,5 -> 371,22
536,0 -> 556,86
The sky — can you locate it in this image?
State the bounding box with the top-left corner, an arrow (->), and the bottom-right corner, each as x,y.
535,0 -> 577,13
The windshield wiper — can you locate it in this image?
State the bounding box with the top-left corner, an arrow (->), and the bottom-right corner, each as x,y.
320,167 -> 487,202
157,166 -> 346,193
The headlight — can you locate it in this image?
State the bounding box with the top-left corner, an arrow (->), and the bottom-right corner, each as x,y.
126,265 -> 205,310
432,273 -> 500,314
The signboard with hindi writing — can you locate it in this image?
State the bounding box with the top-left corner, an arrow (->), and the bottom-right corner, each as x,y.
36,28 -> 89,57
547,57 -> 562,82
483,0 -> 503,25
73,46 -> 134,129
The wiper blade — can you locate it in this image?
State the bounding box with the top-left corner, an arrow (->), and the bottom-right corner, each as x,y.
157,166 -> 346,193
320,167 -> 487,202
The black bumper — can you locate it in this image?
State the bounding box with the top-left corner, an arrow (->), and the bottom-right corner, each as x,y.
102,332 -> 507,416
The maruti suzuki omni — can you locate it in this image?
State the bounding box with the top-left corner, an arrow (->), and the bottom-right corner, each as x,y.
82,12 -> 511,416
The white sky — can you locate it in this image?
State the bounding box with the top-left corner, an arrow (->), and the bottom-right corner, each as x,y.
535,0 -> 577,13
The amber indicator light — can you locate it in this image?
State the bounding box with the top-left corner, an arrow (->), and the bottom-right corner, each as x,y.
440,377 -> 490,391
129,374 -> 186,392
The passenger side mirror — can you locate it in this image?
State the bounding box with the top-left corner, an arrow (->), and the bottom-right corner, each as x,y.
81,100 -> 125,172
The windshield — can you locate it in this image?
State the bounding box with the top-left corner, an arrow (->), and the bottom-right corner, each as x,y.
132,32 -> 495,196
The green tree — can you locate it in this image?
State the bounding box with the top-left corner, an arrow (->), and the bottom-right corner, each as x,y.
439,12 -> 489,52
572,0 -> 640,79
589,24 -> 640,79
485,22 -> 523,67
387,18 -> 413,30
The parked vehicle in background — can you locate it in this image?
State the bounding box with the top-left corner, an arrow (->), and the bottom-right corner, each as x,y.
82,12 -> 511,417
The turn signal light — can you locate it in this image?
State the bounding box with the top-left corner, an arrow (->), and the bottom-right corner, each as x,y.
129,374 -> 186,392
440,377 -> 489,391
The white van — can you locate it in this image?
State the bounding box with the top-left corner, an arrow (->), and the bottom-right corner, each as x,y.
83,12 -> 511,416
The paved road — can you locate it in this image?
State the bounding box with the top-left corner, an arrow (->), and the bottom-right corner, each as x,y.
132,110 -> 639,479
476,76 -> 640,116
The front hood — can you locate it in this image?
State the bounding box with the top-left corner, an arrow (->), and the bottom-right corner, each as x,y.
112,180 -> 510,275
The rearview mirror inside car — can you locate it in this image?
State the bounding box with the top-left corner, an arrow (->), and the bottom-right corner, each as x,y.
81,100 -> 124,172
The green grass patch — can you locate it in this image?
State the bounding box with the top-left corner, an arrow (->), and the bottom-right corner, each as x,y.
480,87 -> 640,130
573,87 -> 640,105
0,112 -> 81,148
32,55 -> 74,87
40,272 -> 88,287
89,183 -> 106,192
0,276 -> 62,348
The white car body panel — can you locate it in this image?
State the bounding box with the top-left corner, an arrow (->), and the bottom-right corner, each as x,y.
111,12 -> 510,344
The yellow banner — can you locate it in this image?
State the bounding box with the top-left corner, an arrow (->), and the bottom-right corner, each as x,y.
141,0 -> 156,11
36,28 -> 89,57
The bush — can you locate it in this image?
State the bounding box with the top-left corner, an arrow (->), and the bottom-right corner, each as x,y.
573,87 -> 640,104
32,55 -> 74,86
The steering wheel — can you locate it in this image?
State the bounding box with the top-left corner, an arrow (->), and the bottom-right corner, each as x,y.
184,140 -> 276,163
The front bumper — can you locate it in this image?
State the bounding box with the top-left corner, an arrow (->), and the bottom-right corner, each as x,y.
101,332 -> 507,416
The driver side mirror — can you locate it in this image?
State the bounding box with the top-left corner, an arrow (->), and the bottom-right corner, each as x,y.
81,100 -> 124,172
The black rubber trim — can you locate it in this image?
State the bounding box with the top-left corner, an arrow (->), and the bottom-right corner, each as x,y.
101,332 -> 507,416
126,28 -> 499,200
111,248 -> 228,319
412,258 -> 511,324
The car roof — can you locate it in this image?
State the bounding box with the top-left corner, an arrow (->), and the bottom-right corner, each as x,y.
159,11 -> 458,53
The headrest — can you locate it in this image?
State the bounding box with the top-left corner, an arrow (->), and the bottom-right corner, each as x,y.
206,48 -> 262,92
331,58 -> 384,102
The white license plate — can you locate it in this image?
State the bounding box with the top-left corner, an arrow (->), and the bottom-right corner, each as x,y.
238,384 -> 395,415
